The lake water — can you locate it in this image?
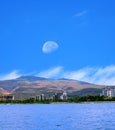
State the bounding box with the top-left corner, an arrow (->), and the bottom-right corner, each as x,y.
0,103 -> 115,130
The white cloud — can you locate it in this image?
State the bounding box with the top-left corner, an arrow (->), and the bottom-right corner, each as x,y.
63,68 -> 91,80
37,65 -> 115,85
37,66 -> 62,78
0,70 -> 21,80
74,10 -> 88,17
1,65 -> 115,85
62,65 -> 115,85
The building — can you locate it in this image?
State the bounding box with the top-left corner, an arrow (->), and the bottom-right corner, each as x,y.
53,91 -> 68,101
101,87 -> 115,97
35,91 -> 68,101
36,94 -> 45,101
54,92 -> 63,100
60,91 -> 68,101
0,95 -> 14,101
0,91 -> 14,101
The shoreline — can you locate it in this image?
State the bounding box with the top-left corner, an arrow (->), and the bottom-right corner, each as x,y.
0,101 -> 115,105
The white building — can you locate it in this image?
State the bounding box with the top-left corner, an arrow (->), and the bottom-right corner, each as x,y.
102,87 -> 115,97
53,91 -> 68,101
36,94 -> 45,101
60,91 -> 68,100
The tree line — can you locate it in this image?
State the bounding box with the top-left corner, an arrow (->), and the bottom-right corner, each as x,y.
0,95 -> 115,104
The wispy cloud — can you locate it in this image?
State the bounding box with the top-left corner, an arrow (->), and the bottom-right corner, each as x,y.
1,65 -> 115,85
0,70 -> 21,80
37,66 -> 62,78
73,10 -> 88,26
63,65 -> 115,85
74,10 -> 88,17
36,65 -> 115,85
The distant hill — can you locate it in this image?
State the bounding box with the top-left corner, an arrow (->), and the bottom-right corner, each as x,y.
0,76 -> 105,99
17,76 -> 47,81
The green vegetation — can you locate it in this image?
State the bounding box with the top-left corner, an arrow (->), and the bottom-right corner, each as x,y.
67,96 -> 114,103
0,96 -> 115,104
0,98 -> 51,104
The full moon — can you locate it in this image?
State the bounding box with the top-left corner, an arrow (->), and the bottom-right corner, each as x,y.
42,41 -> 59,53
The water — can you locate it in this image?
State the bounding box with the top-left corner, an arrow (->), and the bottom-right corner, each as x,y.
0,103 -> 115,130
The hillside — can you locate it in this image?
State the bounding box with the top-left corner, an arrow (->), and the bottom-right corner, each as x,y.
0,76 -> 105,99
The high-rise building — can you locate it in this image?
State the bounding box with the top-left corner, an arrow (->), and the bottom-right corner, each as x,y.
101,87 -> 115,97
36,94 -> 45,101
53,91 -> 68,101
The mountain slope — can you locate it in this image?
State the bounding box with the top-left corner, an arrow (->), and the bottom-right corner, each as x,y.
0,76 -> 105,99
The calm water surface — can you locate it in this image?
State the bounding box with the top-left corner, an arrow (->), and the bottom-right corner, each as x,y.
0,103 -> 115,130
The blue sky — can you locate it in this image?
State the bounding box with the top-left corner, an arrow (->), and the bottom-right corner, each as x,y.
0,0 -> 115,85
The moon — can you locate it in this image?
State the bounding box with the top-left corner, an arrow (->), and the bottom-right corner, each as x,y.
42,41 -> 59,53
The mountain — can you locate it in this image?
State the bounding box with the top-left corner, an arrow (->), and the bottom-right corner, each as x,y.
0,76 -> 105,100
16,76 -> 47,81
2,76 -> 48,82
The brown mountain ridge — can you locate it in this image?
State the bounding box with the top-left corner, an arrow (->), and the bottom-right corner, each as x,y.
0,76 -> 105,99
